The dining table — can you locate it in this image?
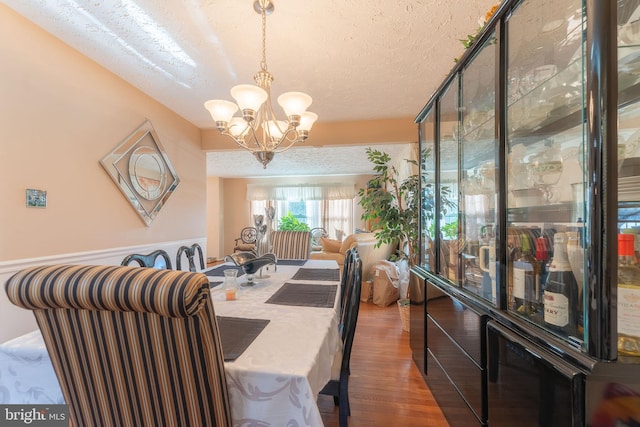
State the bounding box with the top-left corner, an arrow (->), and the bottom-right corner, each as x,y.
0,259 -> 342,427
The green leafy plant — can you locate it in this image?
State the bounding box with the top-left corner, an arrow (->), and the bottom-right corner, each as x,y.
441,220 -> 459,239
278,212 -> 310,231
358,148 -> 423,266
359,147 -> 456,266
460,32 -> 479,49
454,3 -> 500,62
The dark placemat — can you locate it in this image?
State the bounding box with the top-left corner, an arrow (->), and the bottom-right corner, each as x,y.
290,268 -> 339,281
209,281 -> 222,289
277,259 -> 307,266
216,316 -> 270,361
265,283 -> 337,308
205,265 -> 245,277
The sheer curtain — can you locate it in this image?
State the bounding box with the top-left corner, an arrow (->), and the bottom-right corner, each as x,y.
248,184 -> 354,240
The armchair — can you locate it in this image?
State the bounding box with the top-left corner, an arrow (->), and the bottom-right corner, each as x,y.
233,227 -> 257,253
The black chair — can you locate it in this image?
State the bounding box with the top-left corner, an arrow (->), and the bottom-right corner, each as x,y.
320,248 -> 362,427
121,249 -> 172,269
339,247 -> 357,320
176,243 -> 205,272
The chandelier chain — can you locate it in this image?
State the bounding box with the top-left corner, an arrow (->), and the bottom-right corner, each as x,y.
260,6 -> 267,72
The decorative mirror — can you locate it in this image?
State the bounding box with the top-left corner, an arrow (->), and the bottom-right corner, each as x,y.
100,120 -> 180,226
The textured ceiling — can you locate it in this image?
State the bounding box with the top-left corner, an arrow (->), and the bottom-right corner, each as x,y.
207,142 -> 416,178
4,0 -> 498,177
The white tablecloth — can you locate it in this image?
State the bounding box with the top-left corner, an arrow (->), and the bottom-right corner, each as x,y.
0,330 -> 65,405
0,260 -> 341,427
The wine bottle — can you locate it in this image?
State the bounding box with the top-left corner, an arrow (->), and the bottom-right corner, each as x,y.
617,233 -> 640,357
543,232 -> 579,337
535,236 -> 550,316
513,233 -> 538,316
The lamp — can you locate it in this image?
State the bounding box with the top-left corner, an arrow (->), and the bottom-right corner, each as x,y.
204,0 -> 318,169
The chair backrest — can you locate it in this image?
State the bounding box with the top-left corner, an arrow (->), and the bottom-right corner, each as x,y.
340,249 -> 362,374
237,227 -> 257,244
340,247 -> 357,319
176,243 -> 205,272
121,249 -> 172,269
270,231 -> 312,260
5,265 -> 232,427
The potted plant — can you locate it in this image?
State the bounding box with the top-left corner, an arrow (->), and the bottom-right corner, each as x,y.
358,147 -> 455,329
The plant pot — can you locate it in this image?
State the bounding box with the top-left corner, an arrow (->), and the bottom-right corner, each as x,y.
398,298 -> 410,332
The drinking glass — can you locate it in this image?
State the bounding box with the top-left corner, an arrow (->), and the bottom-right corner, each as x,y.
223,269 -> 239,300
527,142 -> 563,204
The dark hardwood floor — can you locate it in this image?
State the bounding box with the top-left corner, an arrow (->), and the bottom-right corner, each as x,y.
319,301 -> 450,427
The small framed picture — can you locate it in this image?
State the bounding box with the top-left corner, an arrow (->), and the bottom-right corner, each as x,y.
26,188 -> 47,208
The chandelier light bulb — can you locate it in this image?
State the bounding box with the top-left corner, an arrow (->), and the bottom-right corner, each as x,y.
204,100 -> 238,125
230,84 -> 268,117
228,117 -> 249,138
277,92 -> 312,119
264,120 -> 288,140
298,111 -> 318,132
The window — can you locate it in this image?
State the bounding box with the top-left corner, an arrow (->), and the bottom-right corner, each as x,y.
248,184 -> 355,239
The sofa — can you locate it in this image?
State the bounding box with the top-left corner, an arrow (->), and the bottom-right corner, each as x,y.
310,232 -> 396,280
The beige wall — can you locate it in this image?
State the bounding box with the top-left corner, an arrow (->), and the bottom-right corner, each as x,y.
0,4 -> 207,262
0,5 -> 208,341
206,176 -> 223,260
219,175 -> 373,256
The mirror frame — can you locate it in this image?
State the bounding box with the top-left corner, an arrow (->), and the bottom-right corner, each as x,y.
100,120 -> 180,226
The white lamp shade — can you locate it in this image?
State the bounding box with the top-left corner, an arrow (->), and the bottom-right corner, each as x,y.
230,84 -> 268,112
204,100 -> 238,123
228,117 -> 248,137
277,92 -> 312,117
264,120 -> 287,139
298,111 -> 318,131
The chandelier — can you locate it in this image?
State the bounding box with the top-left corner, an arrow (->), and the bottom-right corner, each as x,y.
204,0 -> 317,169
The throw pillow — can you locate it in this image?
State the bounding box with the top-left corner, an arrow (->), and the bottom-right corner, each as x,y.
321,237 -> 341,253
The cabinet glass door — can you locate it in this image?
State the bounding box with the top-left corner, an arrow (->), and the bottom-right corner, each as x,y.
420,108 -> 436,271
505,0 -> 585,345
617,0 -> 640,362
460,31 -> 499,304
438,76 -> 460,283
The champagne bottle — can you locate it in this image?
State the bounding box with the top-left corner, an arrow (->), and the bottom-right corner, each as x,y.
617,233 -> 640,357
513,233 -> 538,316
543,232 -> 579,337
535,236 -> 550,316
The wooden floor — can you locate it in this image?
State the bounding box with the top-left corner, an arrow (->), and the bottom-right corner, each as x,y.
319,301 -> 450,427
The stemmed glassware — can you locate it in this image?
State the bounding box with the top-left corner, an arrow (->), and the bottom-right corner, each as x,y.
527,141 -> 563,204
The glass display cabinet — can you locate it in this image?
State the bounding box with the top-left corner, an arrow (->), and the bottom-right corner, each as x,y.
412,0 -> 640,425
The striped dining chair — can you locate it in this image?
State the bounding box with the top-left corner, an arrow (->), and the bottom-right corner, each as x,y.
5,264 -> 232,427
270,230 -> 312,260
